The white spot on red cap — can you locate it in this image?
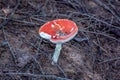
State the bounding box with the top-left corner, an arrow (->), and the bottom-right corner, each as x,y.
51,24 -> 55,28
70,27 -> 74,32
39,32 -> 51,39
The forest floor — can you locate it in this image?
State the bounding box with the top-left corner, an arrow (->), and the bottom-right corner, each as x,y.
0,0 -> 120,80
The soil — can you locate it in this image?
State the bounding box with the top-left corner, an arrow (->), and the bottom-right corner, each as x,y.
0,0 -> 120,80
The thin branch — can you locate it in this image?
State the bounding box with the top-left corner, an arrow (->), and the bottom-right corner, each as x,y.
93,0 -> 120,21
98,57 -> 120,64
0,72 -> 71,80
0,0 -> 21,29
79,29 -> 120,43
2,28 -> 17,64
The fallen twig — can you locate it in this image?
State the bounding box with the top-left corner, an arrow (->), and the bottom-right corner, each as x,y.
98,57 -> 120,64
0,0 -> 21,29
0,72 -> 71,80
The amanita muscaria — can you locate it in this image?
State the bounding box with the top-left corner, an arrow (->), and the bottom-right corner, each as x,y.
39,19 -> 78,64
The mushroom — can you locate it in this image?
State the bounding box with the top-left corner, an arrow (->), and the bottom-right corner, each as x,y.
39,19 -> 78,64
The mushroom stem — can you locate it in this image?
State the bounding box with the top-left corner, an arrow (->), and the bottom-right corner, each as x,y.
52,43 -> 62,64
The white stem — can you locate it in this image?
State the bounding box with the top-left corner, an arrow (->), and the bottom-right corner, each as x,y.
52,43 -> 62,64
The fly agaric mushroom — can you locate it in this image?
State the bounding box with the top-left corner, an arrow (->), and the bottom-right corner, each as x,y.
39,19 -> 78,64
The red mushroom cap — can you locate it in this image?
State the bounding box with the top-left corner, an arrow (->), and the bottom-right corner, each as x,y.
39,19 -> 78,44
